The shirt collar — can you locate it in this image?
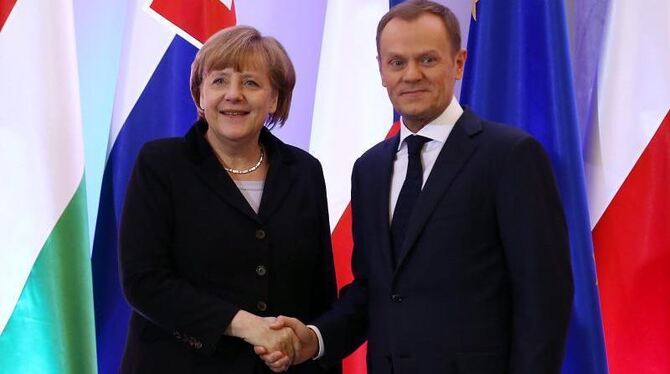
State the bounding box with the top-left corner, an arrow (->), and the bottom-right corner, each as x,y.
398,96 -> 464,150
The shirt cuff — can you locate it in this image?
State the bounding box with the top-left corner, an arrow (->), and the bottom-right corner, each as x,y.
306,325 -> 324,359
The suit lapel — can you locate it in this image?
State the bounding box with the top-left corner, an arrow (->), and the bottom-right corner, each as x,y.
187,121 -> 260,223
257,130 -> 295,224
376,135 -> 400,273
394,110 -> 482,273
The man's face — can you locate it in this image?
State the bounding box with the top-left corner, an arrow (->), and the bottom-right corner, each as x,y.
378,13 -> 466,132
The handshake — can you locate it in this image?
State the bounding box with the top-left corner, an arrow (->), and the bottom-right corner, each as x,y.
227,310 -> 318,372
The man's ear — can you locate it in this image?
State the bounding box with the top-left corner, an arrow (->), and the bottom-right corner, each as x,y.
454,49 -> 467,80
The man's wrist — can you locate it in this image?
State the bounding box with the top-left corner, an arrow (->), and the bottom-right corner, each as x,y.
306,325 -> 325,359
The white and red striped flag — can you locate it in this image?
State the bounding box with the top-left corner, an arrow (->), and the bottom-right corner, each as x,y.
587,0 -> 670,372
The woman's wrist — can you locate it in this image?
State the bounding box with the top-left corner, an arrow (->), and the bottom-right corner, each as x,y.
225,310 -> 260,339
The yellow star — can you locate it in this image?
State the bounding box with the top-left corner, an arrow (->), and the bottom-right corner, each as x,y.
472,0 -> 480,21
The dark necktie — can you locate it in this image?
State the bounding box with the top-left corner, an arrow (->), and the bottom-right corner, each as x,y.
391,135 -> 430,266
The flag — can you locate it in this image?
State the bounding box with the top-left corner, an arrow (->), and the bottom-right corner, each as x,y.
91,0 -> 328,371
309,2 -> 393,372
460,1 -> 608,373
586,0 -> 670,372
91,1 -> 236,371
0,0 -> 97,372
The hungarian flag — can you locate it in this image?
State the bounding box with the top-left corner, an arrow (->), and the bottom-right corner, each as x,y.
587,0 -> 670,372
0,0 -> 97,372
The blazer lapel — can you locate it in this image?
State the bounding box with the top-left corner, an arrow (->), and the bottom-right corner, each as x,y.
187,121 -> 260,222
376,135 -> 400,273
257,129 -> 295,224
394,110 -> 483,273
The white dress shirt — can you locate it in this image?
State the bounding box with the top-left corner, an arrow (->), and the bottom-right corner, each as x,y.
309,97 -> 463,360
389,97 -> 463,221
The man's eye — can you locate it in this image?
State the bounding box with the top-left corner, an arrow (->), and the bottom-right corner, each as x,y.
389,59 -> 404,67
421,56 -> 437,64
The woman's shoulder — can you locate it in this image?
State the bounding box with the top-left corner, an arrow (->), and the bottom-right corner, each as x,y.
138,137 -> 187,159
264,131 -> 322,171
133,137 -> 188,173
140,137 -> 184,154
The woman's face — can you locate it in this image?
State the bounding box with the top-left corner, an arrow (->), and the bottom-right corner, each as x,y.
199,64 -> 277,146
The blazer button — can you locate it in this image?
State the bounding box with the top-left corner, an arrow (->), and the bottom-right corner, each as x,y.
256,265 -> 267,276
391,294 -> 403,303
255,229 -> 266,240
257,301 -> 267,312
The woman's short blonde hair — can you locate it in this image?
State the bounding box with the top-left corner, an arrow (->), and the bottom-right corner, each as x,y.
190,25 -> 296,128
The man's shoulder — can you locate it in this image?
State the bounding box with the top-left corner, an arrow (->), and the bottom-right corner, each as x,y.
466,113 -> 552,166
354,136 -> 397,169
462,109 -> 532,144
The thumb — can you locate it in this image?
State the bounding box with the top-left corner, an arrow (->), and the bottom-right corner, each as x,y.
268,315 -> 291,330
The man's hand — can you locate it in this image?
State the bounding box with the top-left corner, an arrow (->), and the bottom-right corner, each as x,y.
225,311 -> 300,371
254,316 -> 319,372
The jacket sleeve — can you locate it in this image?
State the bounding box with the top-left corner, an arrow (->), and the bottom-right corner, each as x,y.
308,161 -> 339,317
496,136 -> 574,373
307,160 -> 343,374
119,143 -> 239,354
313,158 -> 369,364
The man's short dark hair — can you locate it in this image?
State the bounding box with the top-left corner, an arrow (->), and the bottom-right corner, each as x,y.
376,0 -> 461,55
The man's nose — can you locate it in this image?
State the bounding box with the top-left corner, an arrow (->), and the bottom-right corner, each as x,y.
403,61 -> 422,82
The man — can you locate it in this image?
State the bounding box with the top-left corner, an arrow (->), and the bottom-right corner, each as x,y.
259,1 -> 573,373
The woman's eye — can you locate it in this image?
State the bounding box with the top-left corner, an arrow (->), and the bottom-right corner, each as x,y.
243,80 -> 258,87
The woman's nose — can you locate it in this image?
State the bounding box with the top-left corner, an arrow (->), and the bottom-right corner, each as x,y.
224,82 -> 243,101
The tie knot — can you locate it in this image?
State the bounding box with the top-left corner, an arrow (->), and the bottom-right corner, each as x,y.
405,135 -> 430,156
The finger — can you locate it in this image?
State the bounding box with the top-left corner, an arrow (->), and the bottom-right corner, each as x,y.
269,316 -> 289,330
254,346 -> 267,355
266,355 -> 291,371
275,315 -> 296,326
260,351 -> 285,363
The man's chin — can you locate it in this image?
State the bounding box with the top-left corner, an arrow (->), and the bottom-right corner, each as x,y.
393,103 -> 425,115
395,107 -> 431,121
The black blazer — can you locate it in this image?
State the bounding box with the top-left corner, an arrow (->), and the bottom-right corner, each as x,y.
119,120 -> 340,373
315,109 -> 573,374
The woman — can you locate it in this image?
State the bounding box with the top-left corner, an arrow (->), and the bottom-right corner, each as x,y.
119,25 -> 339,373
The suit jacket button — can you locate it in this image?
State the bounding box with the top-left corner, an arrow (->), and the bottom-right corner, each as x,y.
257,301 -> 268,311
391,294 -> 403,303
256,265 -> 267,276
255,229 -> 266,240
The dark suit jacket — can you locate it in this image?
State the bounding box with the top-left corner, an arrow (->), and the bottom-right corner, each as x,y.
119,120 -> 340,373
315,109 -> 573,374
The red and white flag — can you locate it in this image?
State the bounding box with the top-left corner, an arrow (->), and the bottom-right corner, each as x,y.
587,0 -> 670,372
